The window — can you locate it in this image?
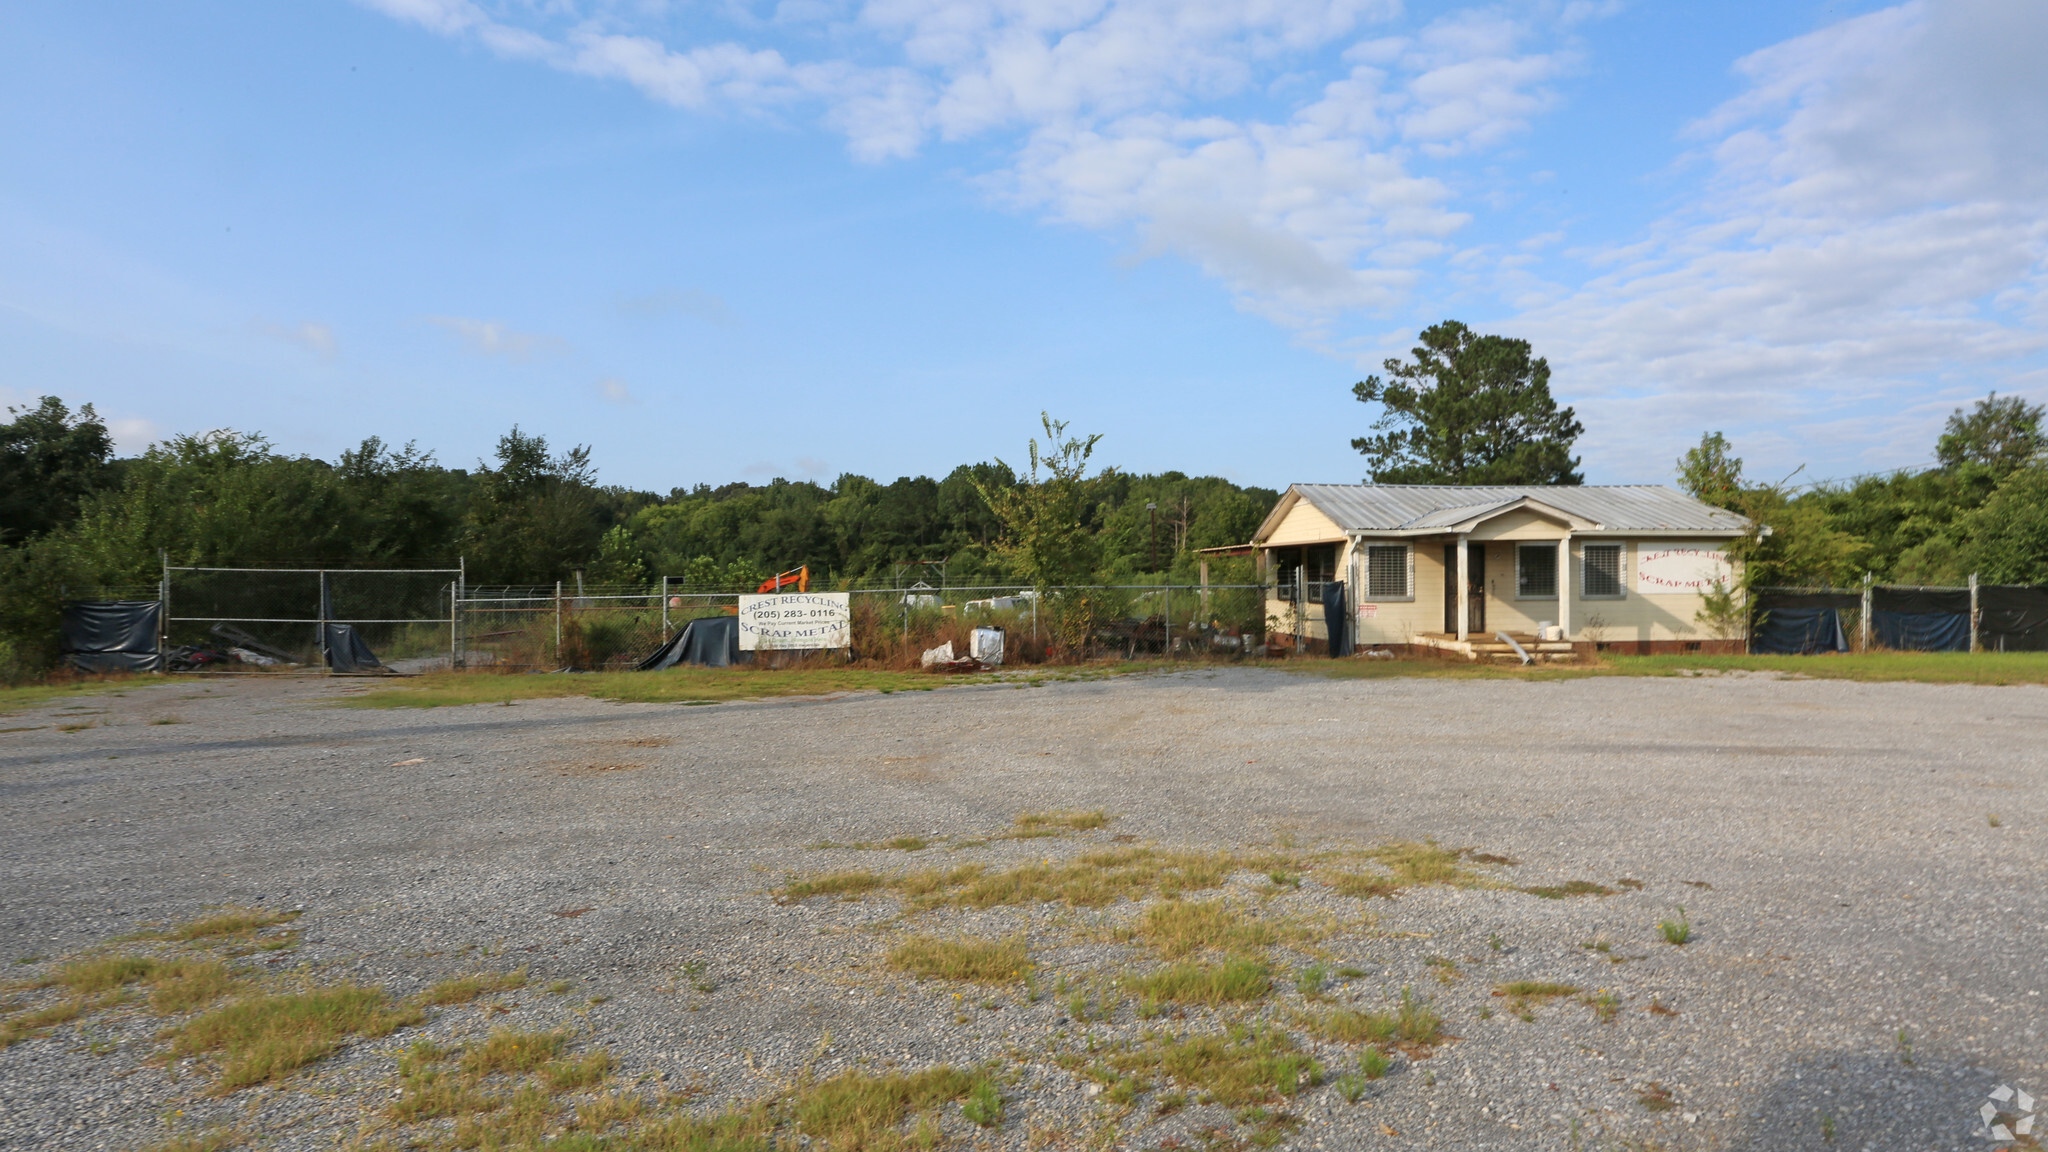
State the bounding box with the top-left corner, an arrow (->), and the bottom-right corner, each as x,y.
1366,545 -> 1409,598
1516,543 -> 1558,598
1274,544 -> 1338,600
1583,543 -> 1623,598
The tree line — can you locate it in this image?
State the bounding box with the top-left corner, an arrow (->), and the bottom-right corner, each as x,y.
4,316 -> 2043,676
0,400 -> 1274,676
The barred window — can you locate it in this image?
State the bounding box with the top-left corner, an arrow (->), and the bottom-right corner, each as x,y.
1366,545 -> 1409,598
1517,543 -> 1558,598
1583,543 -> 1623,598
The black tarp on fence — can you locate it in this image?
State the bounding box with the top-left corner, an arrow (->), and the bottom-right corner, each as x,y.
1751,607 -> 1849,655
1322,579 -> 1350,658
321,623 -> 387,673
1979,585 -> 2048,651
637,615 -> 746,669
59,601 -> 162,672
1870,587 -> 1971,652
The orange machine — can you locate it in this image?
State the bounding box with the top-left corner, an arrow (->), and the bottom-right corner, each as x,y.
756,566 -> 810,594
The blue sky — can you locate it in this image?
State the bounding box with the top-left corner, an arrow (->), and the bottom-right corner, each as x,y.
3,0 -> 2043,493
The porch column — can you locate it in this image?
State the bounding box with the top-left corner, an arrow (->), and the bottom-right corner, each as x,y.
1456,533 -> 1470,642
1557,532 -> 1571,639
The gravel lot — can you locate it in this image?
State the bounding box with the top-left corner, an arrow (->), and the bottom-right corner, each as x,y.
0,667 -> 2042,1151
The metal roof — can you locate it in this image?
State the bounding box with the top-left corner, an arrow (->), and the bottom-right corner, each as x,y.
1258,484 -> 1749,540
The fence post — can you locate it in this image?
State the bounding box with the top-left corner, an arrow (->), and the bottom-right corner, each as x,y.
661,575 -> 670,636
318,570 -> 329,674
555,580 -> 563,662
454,556 -> 465,670
159,548 -> 170,671
1969,572 -> 1980,653
1860,573 -> 1873,651
1163,584 -> 1171,657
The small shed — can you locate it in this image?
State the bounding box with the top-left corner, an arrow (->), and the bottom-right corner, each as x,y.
1250,484 -> 1750,657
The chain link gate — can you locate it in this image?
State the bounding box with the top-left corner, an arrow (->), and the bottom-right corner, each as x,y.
161,565 -> 462,673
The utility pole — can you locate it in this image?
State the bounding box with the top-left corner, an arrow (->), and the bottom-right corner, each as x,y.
1146,502 -> 1158,571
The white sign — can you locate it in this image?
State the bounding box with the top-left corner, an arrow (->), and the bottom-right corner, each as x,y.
737,592 -> 851,650
1635,544 -> 1734,595
1356,603 -> 1380,620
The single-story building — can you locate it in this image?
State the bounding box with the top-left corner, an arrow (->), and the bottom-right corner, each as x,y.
1248,484 -> 1751,657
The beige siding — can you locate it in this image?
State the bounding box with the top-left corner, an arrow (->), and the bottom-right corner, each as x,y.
1353,540 -> 1443,646
1465,508 -> 1572,542
1567,539 -> 1741,642
1265,499 -> 1346,546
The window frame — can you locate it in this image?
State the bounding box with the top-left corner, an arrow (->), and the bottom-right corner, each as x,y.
1361,543 -> 1414,602
1581,542 -> 1626,600
1515,542 -> 1560,600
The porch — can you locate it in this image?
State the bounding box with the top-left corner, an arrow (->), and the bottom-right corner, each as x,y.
1414,630 -> 1580,664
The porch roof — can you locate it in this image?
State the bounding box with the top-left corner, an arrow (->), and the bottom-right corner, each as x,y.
1254,483 -> 1749,543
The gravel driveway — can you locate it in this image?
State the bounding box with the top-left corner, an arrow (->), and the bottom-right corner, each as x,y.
0,668 -> 2041,1151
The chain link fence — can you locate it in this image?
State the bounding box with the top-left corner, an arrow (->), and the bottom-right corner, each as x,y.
163,566 -> 460,673
455,580 -> 1272,671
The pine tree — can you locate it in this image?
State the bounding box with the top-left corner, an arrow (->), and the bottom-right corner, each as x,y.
1352,321 -> 1583,485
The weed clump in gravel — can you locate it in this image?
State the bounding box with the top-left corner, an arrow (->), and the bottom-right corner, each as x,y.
462,1028 -> 568,1076
791,1066 -> 992,1149
148,907 -> 301,944
1129,957 -> 1271,1006
885,935 -> 1030,983
1295,987 -> 1442,1052
1012,809 -> 1114,834
1521,880 -> 1619,900
1493,980 -> 1581,1021
166,983 -> 424,1092
1660,907 -> 1693,945
419,969 -> 528,1006
1139,900 -> 1274,959
1104,1024 -> 1321,1107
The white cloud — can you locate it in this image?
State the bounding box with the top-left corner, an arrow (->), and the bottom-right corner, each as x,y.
264,320 -> 337,360
595,377 -> 638,404
108,417 -> 161,454
361,0 -> 1572,317
1514,0 -> 2048,478
426,314 -> 558,359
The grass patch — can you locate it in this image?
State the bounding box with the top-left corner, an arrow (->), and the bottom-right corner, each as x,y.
790,1066 -> 987,1151
129,906 -> 301,943
167,983 -> 424,1092
1520,880 -> 1618,900
419,969 -> 528,1006
1660,907 -> 1693,946
44,955 -> 241,1015
1129,958 -> 1271,1006
577,1090 -> 646,1130
340,667 -> 1006,709
1014,809 -> 1113,833
0,996 -> 96,1047
0,675 -> 165,714
775,870 -> 887,902
389,1042 -> 494,1123
538,1048 -> 613,1092
1323,841 -> 1505,900
51,954 -> 158,995
1107,1025 -> 1320,1107
461,1028 -> 567,1076
1294,988 -> 1442,1052
1493,980 -> 1580,1020
138,1128 -> 244,1152
1298,651 -> 2048,686
1138,900 -> 1274,960
150,960 -> 242,1014
780,846 -> 1235,910
885,935 -> 1030,983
